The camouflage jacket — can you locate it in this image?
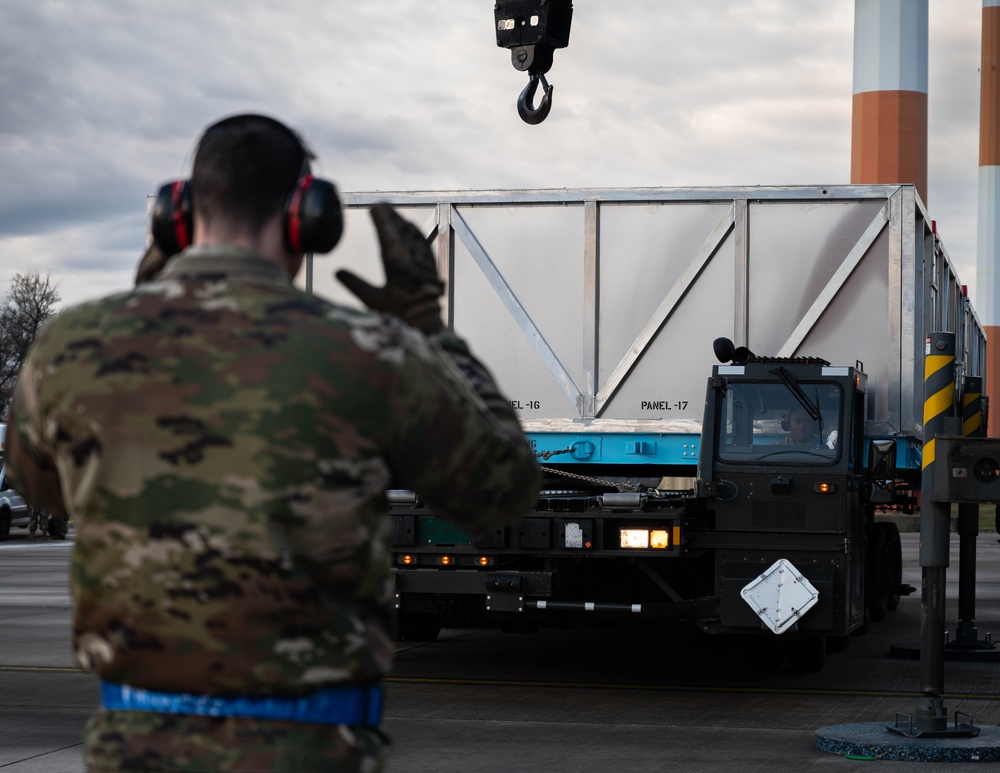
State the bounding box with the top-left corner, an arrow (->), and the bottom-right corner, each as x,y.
8,245 -> 540,696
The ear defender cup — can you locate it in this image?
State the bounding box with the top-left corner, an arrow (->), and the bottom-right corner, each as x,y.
151,180 -> 193,257
284,173 -> 343,254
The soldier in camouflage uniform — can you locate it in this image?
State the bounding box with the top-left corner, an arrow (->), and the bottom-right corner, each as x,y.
6,114 -> 540,772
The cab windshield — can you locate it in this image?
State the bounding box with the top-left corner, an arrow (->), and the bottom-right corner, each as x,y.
718,381 -> 843,465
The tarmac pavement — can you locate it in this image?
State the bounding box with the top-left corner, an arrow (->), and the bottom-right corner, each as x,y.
0,531 -> 85,772
4,522 -> 1000,772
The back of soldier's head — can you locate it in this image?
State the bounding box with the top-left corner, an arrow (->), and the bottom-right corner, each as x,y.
191,114 -> 307,233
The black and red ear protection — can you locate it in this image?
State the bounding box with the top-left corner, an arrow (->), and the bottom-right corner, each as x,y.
282,171 -> 342,255
151,180 -> 193,258
150,129 -> 343,258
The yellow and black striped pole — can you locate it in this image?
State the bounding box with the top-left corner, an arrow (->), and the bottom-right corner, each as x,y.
917,331 -> 956,732
962,376 -> 984,439
921,334 -> 956,491
955,376 -> 984,647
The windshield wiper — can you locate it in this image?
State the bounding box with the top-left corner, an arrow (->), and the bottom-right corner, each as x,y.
771,366 -> 821,421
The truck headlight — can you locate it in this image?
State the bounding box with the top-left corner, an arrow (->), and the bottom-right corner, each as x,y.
620,528 -> 672,549
620,529 -> 649,548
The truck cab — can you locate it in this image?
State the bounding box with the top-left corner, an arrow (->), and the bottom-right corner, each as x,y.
691,342 -> 894,662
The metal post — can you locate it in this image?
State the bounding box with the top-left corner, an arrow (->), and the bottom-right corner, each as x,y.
955,376 -> 983,646
917,332 -> 955,733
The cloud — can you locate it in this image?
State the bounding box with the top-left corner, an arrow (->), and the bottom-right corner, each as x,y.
0,0 -> 989,308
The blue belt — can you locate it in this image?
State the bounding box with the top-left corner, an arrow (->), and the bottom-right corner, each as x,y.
101,681 -> 383,726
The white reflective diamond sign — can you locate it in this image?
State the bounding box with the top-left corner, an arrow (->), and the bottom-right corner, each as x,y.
740,558 -> 819,634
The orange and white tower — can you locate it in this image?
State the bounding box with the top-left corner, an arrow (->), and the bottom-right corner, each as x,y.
978,1 -> 1000,419
851,0 -> 929,203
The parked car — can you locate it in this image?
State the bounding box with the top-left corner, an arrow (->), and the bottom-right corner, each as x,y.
0,463 -> 30,540
0,423 -> 32,539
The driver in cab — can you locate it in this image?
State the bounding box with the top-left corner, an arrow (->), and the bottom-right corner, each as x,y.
778,406 -> 818,446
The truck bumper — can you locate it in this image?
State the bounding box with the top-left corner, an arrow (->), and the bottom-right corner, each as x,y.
395,569 -> 553,597
394,568 -> 719,621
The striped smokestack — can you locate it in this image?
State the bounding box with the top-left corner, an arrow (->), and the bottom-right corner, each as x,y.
978,0 -> 1000,424
851,0 -> 929,203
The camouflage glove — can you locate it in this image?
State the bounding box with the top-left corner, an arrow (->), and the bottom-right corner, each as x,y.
336,203 -> 445,334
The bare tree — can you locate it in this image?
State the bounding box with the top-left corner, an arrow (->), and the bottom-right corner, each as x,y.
0,273 -> 61,414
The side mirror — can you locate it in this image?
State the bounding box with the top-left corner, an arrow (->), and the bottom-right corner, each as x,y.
713,337 -> 736,363
868,439 -> 896,504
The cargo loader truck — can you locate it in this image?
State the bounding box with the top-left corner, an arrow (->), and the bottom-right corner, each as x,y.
307,184 -> 985,671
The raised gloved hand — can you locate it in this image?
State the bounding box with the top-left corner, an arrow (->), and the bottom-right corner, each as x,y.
336,203 -> 445,334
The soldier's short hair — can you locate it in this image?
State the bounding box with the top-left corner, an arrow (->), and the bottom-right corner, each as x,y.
191,114 -> 309,234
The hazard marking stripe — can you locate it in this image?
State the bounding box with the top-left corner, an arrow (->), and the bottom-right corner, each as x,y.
923,437 -> 936,470
923,384 -> 955,424
924,354 -> 955,379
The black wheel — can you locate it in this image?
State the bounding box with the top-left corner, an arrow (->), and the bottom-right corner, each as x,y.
396,611 -> 442,642
786,636 -> 826,672
866,525 -> 889,623
47,515 -> 67,539
0,508 -> 9,541
878,522 -> 902,611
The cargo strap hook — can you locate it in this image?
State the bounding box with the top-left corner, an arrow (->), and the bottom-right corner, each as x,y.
517,73 -> 553,125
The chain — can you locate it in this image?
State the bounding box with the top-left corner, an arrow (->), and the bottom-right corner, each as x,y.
536,446 -> 573,461
537,445 -> 644,492
539,465 -> 640,491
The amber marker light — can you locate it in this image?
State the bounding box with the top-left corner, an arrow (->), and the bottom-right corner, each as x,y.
400,555 -> 416,565
650,530 -> 670,549
477,556 -> 493,567
814,482 -> 837,494
437,556 -> 453,566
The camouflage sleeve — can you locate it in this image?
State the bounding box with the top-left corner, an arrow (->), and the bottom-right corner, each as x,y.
6,345 -> 69,517
385,328 -> 540,530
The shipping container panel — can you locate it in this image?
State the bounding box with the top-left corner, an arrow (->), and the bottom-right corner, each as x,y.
306,186 -> 984,443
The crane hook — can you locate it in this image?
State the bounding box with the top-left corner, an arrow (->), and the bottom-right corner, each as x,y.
517,73 -> 553,125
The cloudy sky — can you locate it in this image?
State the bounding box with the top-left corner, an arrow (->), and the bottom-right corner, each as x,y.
0,1 -> 987,310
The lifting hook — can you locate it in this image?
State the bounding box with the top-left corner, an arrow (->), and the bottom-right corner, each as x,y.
495,1 -> 572,125
517,73 -> 553,125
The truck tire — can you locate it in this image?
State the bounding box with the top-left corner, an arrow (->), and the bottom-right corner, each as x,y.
47,515 -> 67,539
0,508 -> 9,541
866,525 -> 889,623
877,522 -> 902,612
